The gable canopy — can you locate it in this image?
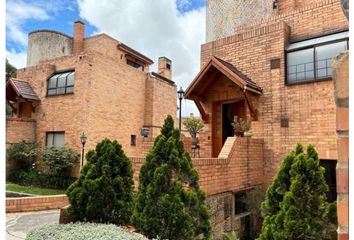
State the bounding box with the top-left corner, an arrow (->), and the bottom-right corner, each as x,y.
184,56 -> 262,122
6,79 -> 40,101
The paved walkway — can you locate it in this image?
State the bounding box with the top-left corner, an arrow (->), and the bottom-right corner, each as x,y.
6,210 -> 60,240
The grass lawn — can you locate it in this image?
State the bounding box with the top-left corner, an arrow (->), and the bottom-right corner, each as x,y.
6,182 -> 66,196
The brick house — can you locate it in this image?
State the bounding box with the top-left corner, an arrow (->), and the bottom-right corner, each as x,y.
182,0 -> 348,239
6,21 -> 177,175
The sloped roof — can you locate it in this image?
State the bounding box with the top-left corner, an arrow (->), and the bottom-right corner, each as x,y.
118,42 -> 154,65
185,56 -> 262,98
6,79 -> 40,101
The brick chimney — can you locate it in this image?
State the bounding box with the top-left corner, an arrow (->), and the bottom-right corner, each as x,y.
73,20 -> 85,55
158,57 -> 172,80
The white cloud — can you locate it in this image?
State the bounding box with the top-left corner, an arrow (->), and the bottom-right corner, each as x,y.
77,0 -> 205,116
6,49 -> 27,69
6,0 -> 50,46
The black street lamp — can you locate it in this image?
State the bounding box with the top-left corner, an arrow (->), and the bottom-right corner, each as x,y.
177,87 -> 184,131
80,132 -> 87,167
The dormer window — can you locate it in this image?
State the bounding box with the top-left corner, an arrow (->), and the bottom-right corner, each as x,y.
47,71 -> 75,96
127,59 -> 144,71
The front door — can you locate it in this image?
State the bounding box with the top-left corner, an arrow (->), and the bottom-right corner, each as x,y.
212,100 -> 246,157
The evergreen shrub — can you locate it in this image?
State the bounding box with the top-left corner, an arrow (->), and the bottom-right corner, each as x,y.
132,115 -> 211,240
66,139 -> 134,225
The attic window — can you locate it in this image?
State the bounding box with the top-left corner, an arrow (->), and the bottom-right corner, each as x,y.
127,59 -> 144,71
47,71 -> 75,96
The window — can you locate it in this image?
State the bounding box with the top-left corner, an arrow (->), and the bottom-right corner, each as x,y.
320,160 -> 337,202
127,59 -> 144,71
47,71 -> 75,96
130,135 -> 136,146
286,31 -> 348,84
234,192 -> 247,215
166,62 -> 171,70
46,132 -> 64,148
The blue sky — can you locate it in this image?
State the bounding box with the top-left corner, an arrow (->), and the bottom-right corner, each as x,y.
6,0 -> 205,60
6,0 -> 206,116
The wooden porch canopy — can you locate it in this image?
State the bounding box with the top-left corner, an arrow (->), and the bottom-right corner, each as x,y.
6,79 -> 40,116
6,79 -> 40,102
184,56 -> 262,122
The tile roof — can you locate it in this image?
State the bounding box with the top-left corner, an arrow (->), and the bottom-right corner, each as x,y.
7,79 -> 40,101
185,56 -> 262,98
214,56 -> 262,92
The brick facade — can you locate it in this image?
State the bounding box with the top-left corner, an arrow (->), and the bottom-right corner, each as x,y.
332,51 -> 349,240
9,22 -> 177,176
198,0 -> 348,182
6,195 -> 68,213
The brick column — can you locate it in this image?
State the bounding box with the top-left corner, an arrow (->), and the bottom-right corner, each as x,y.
332,51 -> 349,240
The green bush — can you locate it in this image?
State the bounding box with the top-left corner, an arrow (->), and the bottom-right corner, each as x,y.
9,169 -> 77,189
7,141 -> 38,170
43,147 -> 79,177
132,115 -> 211,240
66,139 -> 134,225
258,144 -> 336,240
26,223 -> 149,240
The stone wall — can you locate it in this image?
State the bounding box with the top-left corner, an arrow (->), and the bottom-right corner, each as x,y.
206,0 -> 276,42
27,31 -> 73,67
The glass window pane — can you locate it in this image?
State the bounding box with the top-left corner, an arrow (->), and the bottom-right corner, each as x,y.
287,48 -> 314,83
316,41 -> 347,79
48,77 -> 57,88
66,86 -> 74,93
57,87 -> 65,94
67,72 -> 75,86
48,89 -> 57,95
46,133 -> 54,147
53,133 -> 64,148
57,74 -> 67,87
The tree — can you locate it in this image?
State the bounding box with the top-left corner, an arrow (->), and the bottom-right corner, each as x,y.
258,144 -> 335,240
7,141 -> 38,171
6,59 -> 17,81
66,139 -> 134,225
43,147 -> 79,177
132,115 -> 211,240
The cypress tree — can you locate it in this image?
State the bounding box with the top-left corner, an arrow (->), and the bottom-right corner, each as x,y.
258,144 -> 334,240
66,138 -> 134,225
132,115 -> 211,240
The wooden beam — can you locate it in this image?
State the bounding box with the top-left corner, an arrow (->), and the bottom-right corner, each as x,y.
192,97 -> 209,123
243,91 -> 258,121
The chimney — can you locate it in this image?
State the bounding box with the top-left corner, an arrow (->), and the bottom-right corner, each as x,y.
73,20 -> 85,55
158,57 -> 172,80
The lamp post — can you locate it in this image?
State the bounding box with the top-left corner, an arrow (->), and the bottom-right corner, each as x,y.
177,87 -> 184,132
80,132 -> 87,167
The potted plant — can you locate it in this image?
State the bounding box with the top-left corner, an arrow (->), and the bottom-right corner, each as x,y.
231,116 -> 252,137
183,117 -> 204,147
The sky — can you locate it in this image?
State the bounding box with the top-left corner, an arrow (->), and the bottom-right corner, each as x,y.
5,0 -> 207,116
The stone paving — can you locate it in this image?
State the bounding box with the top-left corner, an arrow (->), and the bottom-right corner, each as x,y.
6,210 -> 60,240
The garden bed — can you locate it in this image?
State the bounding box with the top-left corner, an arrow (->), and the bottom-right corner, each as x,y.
26,223 -> 149,240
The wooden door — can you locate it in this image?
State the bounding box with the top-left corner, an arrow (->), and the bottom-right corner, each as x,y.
212,102 -> 223,157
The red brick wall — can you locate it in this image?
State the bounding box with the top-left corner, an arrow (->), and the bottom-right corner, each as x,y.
332,51 -> 348,240
15,33 -> 176,175
200,0 -> 347,181
6,118 -> 36,144
6,195 -> 68,213
235,0 -> 348,42
131,137 -> 264,196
